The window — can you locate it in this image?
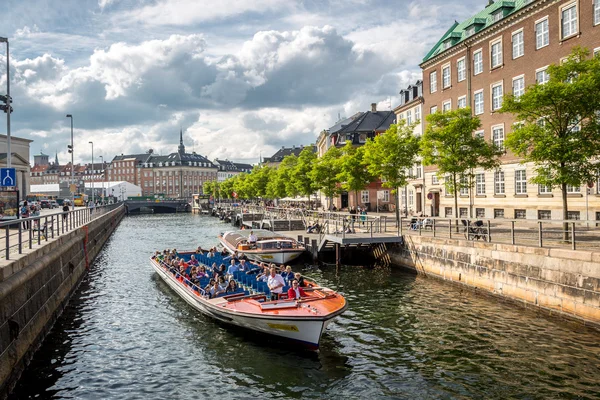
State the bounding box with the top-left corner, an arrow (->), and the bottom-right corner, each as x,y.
442,100 -> 451,113
398,113 -> 404,121
409,190 -> 414,206
536,68 -> 549,84
382,190 -> 390,202
460,175 -> 469,196
566,184 -> 581,193
567,211 -> 580,220
407,110 -> 412,125
512,30 -> 524,59
466,26 -> 476,37
491,83 -> 503,111
475,130 -> 484,138
338,134 -> 346,144
490,39 -> 503,68
493,126 -> 505,150
535,18 -> 549,49
445,207 -> 453,217
596,0 -> 600,25
476,208 -> 485,218
476,173 -> 486,195
358,133 -> 367,143
430,71 -> 438,93
515,209 -> 526,219
539,184 -> 552,194
432,175 -> 439,185
595,47 -> 600,57
460,208 -> 469,217
538,210 -> 552,219
474,90 -> 484,115
457,58 -> 466,82
494,170 -> 505,194
473,50 -> 483,75
361,190 -> 369,203
430,105 -> 438,114
512,76 -> 525,98
442,65 -> 451,88
416,162 -> 422,179
561,4 -> 577,39
494,209 -> 505,218
515,170 -> 527,194
415,106 -> 421,123
493,10 -> 503,22
457,96 -> 467,109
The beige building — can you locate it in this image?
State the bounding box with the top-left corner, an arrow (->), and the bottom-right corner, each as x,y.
0,134 -> 32,199
420,0 -> 600,221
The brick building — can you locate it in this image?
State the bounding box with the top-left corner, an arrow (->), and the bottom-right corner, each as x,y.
420,0 -> 600,220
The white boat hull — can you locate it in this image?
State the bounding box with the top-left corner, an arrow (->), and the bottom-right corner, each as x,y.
152,261 -> 327,348
218,238 -> 303,265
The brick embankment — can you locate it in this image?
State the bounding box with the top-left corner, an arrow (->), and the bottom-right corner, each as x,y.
0,206 -> 125,398
390,235 -> 600,328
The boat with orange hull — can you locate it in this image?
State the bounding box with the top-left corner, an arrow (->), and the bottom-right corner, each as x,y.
150,252 -> 347,349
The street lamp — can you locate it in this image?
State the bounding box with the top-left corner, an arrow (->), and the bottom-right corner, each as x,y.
0,37 -> 11,170
99,155 -> 104,204
89,141 -> 94,205
66,114 -> 74,210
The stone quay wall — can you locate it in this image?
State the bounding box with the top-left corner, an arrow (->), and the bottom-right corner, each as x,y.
390,235 -> 600,327
0,206 -> 125,397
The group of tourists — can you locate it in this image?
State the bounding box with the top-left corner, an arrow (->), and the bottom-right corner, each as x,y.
153,248 -> 308,301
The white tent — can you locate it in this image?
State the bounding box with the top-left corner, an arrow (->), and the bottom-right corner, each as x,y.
85,181 -> 142,200
30,184 -> 60,197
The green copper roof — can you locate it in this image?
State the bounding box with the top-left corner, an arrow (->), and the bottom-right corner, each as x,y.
422,0 -> 531,63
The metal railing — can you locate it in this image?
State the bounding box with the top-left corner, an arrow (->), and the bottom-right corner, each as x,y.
0,203 -> 123,260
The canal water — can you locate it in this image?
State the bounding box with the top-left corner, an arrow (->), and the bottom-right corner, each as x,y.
10,214 -> 600,399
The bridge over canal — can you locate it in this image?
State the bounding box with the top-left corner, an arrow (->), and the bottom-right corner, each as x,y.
124,200 -> 190,214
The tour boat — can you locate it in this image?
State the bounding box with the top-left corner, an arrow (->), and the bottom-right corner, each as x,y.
218,229 -> 305,265
150,252 -> 347,349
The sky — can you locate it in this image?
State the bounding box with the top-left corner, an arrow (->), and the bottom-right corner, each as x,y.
0,0 -> 481,165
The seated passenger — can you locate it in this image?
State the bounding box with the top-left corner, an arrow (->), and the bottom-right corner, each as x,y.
209,281 -> 224,298
220,249 -> 229,257
225,280 -> 238,294
204,278 -> 216,292
281,265 -> 294,283
189,255 -> 199,266
248,231 -> 258,247
238,259 -> 247,272
294,272 -> 306,288
306,222 -> 320,233
287,279 -> 307,300
226,259 -> 240,279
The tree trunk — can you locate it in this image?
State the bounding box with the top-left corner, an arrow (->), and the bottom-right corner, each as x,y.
562,182 -> 569,241
395,188 -> 400,228
355,190 -> 359,210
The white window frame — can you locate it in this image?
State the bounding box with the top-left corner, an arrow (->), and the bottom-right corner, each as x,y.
474,89 -> 484,115
442,100 -> 452,113
457,57 -> 466,82
595,0 -> 600,26
566,184 -> 581,193
492,124 -> 505,150
473,49 -> 483,75
432,174 -> 439,185
407,110 -> 412,125
493,10 -> 503,22
595,47 -> 600,57
442,64 -> 451,89
494,170 -> 505,195
536,66 -> 550,84
475,130 -> 484,138
430,105 -> 438,114
535,17 -> 549,49
512,29 -> 524,59
515,170 -> 527,195
491,82 -> 503,111
560,2 -> 578,40
415,106 -> 421,122
460,175 -> 469,196
490,38 -> 503,69
457,95 -> 467,109
361,190 -> 369,203
512,75 -> 525,98
430,70 -> 438,93
382,190 -> 390,202
476,173 -> 486,195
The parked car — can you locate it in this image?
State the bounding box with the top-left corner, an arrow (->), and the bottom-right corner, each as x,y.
50,200 -> 59,208
40,199 -> 51,209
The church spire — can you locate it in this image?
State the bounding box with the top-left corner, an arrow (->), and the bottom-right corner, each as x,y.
178,127 -> 186,154
55,150 -> 59,166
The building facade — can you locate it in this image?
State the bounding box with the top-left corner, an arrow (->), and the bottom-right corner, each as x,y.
213,159 -> 253,182
421,0 -> 600,220
0,134 -> 32,199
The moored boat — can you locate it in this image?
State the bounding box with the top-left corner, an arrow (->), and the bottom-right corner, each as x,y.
218,229 -> 305,265
150,251 -> 347,349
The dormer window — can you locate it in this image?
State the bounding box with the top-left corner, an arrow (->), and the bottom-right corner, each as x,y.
443,40 -> 452,50
466,26 -> 475,37
492,10 -> 503,22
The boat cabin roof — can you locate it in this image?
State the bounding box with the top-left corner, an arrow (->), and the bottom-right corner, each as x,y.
222,230 -> 296,247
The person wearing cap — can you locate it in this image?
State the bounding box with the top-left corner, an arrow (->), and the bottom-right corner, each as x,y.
287,279 -> 307,300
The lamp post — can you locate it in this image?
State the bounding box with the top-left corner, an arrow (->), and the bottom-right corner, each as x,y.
99,155 -> 104,204
66,114 -> 74,210
89,141 -> 94,205
0,37 -> 10,170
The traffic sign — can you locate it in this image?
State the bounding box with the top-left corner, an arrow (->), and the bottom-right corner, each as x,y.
0,168 -> 16,187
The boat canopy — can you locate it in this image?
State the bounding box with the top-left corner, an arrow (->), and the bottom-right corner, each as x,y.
222,230 -> 295,248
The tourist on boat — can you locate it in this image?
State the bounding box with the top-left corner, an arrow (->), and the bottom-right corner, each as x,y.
248,231 -> 258,248
209,280 -> 225,298
294,272 -> 306,287
204,278 -> 216,292
220,248 -> 228,257
225,280 -> 238,294
217,263 -> 227,278
189,255 -> 199,266
287,279 -> 307,300
238,259 -> 247,272
267,267 -> 286,301
281,266 -> 294,283
245,262 -> 264,275
226,259 -> 240,279
217,275 -> 227,290
195,246 -> 203,254
197,266 -> 209,279
207,249 -> 215,258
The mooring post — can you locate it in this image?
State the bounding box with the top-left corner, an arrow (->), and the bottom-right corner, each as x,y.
311,239 -> 318,262
335,243 -> 341,266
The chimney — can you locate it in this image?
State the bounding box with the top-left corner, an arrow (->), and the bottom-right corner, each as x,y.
487,0 -> 494,5
371,103 -> 377,112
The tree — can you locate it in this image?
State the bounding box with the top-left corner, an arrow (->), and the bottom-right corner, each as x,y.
293,147 -> 318,199
501,47 -> 600,239
248,165 -> 271,199
310,147 -> 342,210
363,122 -> 421,225
338,142 -> 375,208
422,107 -> 502,228
220,177 -> 235,199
